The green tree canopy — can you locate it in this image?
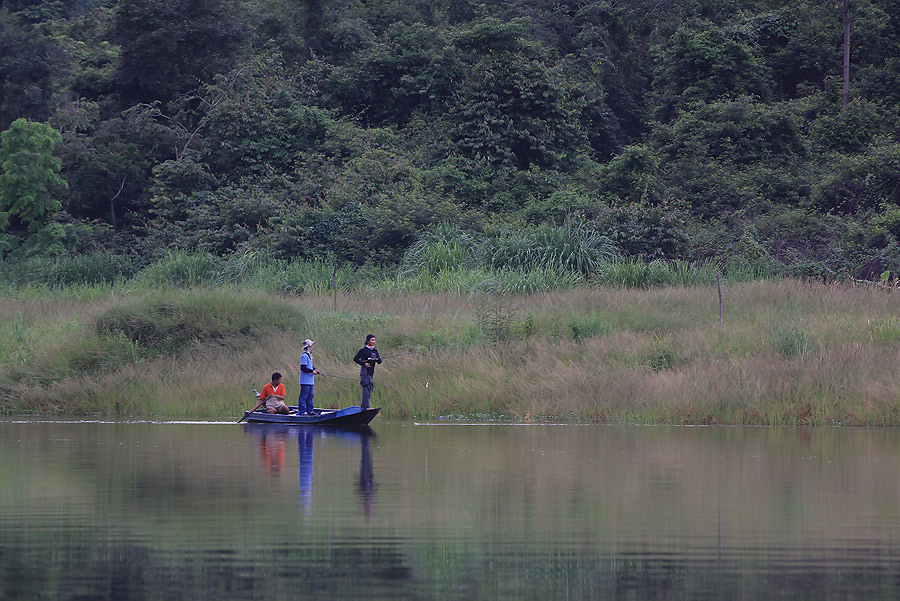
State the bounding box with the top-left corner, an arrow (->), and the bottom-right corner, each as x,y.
0,10 -> 57,130
111,0 -> 248,106
0,118 -> 68,253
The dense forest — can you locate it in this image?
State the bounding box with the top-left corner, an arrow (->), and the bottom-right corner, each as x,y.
1,0 -> 899,281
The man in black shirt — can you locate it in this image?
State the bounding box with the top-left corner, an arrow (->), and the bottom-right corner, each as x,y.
352,334 -> 381,410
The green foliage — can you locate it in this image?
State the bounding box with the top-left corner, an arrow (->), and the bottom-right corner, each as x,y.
859,57 -> 900,106
111,0 -> 248,106
471,267 -> 585,294
653,25 -> 770,117
273,258 -> 364,295
0,251 -> 135,287
401,220 -> 617,278
651,98 -> 807,214
519,185 -> 597,225
362,180 -> 468,264
771,323 -> 815,359
132,251 -> 223,288
870,205 -> 900,241
326,22 -> 457,126
94,288 -> 301,358
867,318 -> 900,346
401,222 -> 479,276
594,145 -> 663,205
195,61 -> 336,178
481,222 -> 618,275
808,100 -> 897,154
738,5 -> 837,99
0,11 -> 56,130
744,207 -> 846,270
813,142 -> 900,213
724,226 -> 786,280
6,0 -> 900,281
646,332 -> 679,371
450,47 -> 581,170
475,297 -> 534,344
592,199 -> 688,259
566,311 -> 608,342
599,257 -> 721,288
146,181 -> 289,256
0,119 -> 67,254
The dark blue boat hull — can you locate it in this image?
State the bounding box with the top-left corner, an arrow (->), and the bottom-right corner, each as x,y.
242,405 -> 380,426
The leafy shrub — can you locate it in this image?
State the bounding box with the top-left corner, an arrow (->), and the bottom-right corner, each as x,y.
592,199 -> 688,259
401,222 -> 479,275
274,259 -> 363,295
593,145 -> 664,205
652,26 -> 770,116
813,143 -> 900,214
870,205 -> 900,241
567,311 -> 608,342
471,268 -> 585,294
808,100 -> 895,153
600,257 -> 667,288
475,298 -> 534,344
652,99 -> 806,204
132,251 -> 223,288
751,208 -> 843,265
482,222 -> 618,275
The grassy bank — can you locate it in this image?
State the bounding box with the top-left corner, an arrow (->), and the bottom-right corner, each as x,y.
2,280 -> 900,425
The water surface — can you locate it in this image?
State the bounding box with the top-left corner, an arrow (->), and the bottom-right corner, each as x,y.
2,419 -> 899,600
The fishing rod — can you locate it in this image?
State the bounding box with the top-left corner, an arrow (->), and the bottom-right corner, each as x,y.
238,390 -> 266,423
376,350 -> 419,360
317,372 -> 357,381
314,350 -> 423,381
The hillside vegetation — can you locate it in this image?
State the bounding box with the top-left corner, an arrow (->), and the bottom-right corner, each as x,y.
1,0 -> 899,280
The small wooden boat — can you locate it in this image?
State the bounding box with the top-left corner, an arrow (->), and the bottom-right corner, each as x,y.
242,404 -> 380,426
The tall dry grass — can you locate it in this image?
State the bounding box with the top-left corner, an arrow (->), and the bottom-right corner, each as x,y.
4,280 -> 900,424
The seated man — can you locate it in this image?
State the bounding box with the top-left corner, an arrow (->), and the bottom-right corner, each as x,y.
259,372 -> 290,414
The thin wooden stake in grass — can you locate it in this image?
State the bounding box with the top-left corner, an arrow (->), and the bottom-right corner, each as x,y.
717,272 -> 724,326
333,261 -> 338,312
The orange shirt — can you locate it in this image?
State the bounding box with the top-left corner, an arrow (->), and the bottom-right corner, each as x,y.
260,382 -> 286,399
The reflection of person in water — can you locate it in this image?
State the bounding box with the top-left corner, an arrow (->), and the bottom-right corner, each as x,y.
358,430 -> 376,520
257,429 -> 286,477
298,428 -> 314,514
247,425 -> 374,517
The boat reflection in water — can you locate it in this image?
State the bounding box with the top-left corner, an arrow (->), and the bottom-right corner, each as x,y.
243,424 -> 376,518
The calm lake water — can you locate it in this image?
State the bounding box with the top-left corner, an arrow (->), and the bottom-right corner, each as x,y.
2,419 -> 900,600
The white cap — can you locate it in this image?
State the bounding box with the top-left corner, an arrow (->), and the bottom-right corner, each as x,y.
302,339 -> 315,349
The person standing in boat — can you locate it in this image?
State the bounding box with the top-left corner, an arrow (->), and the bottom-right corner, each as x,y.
260,372 -> 290,414
298,339 -> 320,415
353,334 -> 381,410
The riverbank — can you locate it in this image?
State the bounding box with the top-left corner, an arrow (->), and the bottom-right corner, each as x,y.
2,280 -> 900,425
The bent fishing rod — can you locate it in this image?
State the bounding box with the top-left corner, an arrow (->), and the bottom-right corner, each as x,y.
315,349 -> 423,381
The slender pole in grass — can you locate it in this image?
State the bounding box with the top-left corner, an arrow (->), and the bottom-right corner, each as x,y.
717,272 -> 724,326
333,260 -> 338,312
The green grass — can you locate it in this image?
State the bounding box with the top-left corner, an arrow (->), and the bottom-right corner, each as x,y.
5,277 -> 900,426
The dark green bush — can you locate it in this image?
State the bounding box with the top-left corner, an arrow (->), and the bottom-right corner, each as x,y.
592,199 -> 688,259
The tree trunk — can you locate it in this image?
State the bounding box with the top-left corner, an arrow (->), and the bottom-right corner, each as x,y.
843,0 -> 851,110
